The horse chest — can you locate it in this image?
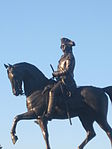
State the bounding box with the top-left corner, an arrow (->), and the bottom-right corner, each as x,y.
26,98 -> 33,111
26,96 -> 38,111
26,91 -> 43,112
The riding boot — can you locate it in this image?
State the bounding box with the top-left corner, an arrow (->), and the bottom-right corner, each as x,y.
45,91 -> 55,120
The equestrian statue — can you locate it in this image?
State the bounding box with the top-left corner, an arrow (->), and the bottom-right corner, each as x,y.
4,38 -> 112,149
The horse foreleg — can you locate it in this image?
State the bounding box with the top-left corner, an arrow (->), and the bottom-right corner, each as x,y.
35,119 -> 51,149
11,110 -> 36,144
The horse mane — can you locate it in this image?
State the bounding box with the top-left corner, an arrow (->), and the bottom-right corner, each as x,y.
13,62 -> 49,83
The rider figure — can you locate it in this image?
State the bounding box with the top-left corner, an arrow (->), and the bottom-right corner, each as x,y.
45,37 -> 77,120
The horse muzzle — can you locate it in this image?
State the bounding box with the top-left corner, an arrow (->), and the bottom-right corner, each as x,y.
13,89 -> 23,96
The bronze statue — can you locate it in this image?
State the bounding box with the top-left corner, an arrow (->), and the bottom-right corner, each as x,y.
45,38 -> 77,120
4,62 -> 112,149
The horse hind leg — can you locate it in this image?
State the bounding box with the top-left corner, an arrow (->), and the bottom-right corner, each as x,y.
97,118 -> 112,147
78,130 -> 96,149
78,116 -> 96,149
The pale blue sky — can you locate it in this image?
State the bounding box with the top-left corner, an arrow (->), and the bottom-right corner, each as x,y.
0,0 -> 112,149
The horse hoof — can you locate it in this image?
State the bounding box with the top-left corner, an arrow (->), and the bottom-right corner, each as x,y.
11,135 -> 18,144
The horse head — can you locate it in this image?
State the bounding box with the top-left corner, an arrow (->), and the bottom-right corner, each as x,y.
4,62 -> 49,97
4,63 -> 23,96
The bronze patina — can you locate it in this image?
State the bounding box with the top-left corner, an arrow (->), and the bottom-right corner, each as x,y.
4,62 -> 112,149
45,38 -> 76,121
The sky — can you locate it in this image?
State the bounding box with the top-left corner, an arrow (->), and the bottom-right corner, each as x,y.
0,0 -> 112,149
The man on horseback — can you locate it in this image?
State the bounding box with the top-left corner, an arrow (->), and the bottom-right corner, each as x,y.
45,37 -> 77,120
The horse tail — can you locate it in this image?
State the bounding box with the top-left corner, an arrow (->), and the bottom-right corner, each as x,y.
103,86 -> 112,103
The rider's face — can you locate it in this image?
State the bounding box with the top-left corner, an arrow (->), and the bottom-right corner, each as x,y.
61,44 -> 67,52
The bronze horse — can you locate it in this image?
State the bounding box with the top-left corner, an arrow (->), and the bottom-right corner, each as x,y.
4,62 -> 112,149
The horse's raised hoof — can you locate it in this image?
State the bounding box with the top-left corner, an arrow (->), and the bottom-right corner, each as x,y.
11,134 -> 18,144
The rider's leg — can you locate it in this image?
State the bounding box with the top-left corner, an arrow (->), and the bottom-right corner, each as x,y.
45,81 -> 62,120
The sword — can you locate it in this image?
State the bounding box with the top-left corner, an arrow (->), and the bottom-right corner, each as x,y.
50,64 -> 55,72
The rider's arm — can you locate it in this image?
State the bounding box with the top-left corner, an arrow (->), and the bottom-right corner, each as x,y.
53,54 -> 75,77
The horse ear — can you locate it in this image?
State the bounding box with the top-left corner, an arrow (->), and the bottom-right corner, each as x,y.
8,63 -> 13,68
4,64 -> 9,69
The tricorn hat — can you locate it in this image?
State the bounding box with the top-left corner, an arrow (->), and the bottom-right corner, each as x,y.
61,38 -> 75,46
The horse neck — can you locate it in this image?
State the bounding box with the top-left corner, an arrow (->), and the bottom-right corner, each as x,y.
23,69 -> 49,97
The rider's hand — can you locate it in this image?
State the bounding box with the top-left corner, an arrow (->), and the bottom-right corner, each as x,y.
52,71 -> 60,77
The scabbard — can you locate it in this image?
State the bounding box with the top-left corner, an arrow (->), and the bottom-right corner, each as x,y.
60,83 -> 72,125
